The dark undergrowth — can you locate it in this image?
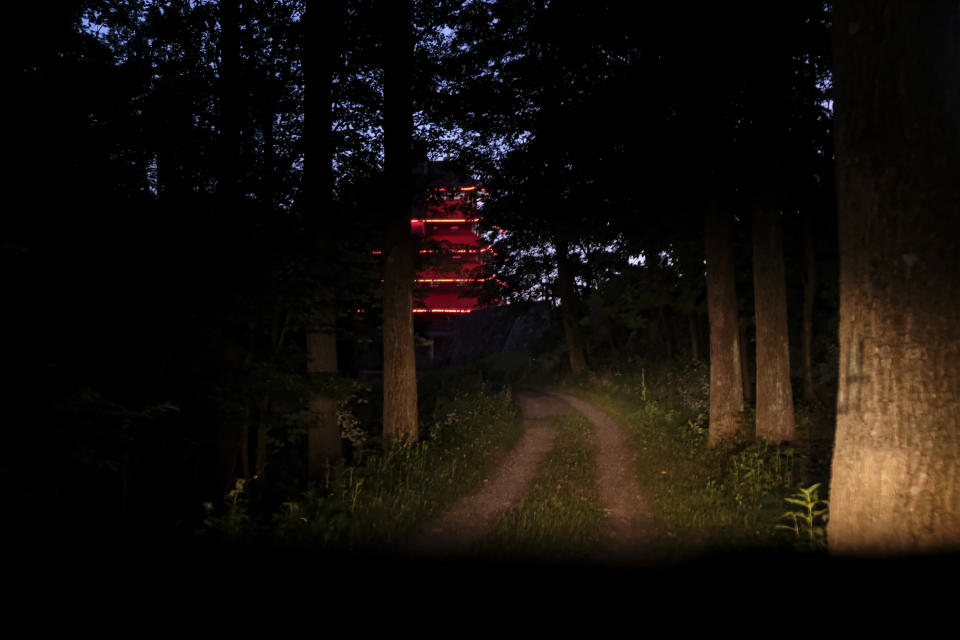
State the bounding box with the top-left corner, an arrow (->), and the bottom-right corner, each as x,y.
199,368 -> 523,553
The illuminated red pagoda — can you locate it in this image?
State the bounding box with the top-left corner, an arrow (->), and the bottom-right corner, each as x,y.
413,168 -> 491,313
411,161 -> 500,361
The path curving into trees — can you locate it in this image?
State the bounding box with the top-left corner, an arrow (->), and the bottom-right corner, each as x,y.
404,391 -> 653,562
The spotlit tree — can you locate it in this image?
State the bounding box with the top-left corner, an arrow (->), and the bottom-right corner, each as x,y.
828,0 -> 960,553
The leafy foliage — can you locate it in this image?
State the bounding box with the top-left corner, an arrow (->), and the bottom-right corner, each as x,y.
776,483 -> 829,551
201,380 -> 521,550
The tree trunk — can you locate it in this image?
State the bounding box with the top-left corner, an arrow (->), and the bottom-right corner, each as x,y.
381,0 -> 418,443
307,310 -> 341,476
253,392 -> 270,500
302,0 -> 340,205
689,312 -> 700,361
259,99 -> 278,212
828,0 -> 960,554
739,316 -> 754,404
239,420 -> 250,481
303,0 -> 345,474
555,240 -> 588,376
704,203 -> 744,446
216,421 -> 241,496
217,0 -> 241,215
752,202 -> 796,443
801,215 -> 817,403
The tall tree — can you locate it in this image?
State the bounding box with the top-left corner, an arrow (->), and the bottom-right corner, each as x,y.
751,203 -> 796,443
381,0 -> 419,443
828,0 -> 960,553
217,0 -> 242,215
800,215 -> 817,403
214,0 -> 250,494
304,0 -> 345,477
745,8 -> 798,444
705,197 -> 745,446
555,235 -> 589,376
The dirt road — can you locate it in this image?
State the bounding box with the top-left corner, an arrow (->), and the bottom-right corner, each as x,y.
405,391 -> 653,563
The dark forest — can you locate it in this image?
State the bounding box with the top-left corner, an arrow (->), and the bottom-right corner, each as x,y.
6,0 -> 959,599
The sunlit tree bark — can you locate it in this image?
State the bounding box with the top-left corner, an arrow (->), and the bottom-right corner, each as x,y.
829,0 -> 960,553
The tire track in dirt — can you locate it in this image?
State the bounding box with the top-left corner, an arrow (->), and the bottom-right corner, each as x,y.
554,392 -> 654,564
403,392 -> 561,557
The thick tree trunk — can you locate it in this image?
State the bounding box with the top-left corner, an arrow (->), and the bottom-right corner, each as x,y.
382,226 -> 418,442
381,0 -> 418,443
801,216 -> 817,403
704,204 -> 744,446
555,240 -> 588,376
303,0 -> 345,474
307,310 -> 341,475
829,0 -> 960,554
752,202 -> 796,443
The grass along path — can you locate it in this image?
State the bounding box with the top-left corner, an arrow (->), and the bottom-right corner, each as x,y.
567,379 -> 819,560
403,392 -> 562,557
481,407 -> 604,563
406,390 -> 657,565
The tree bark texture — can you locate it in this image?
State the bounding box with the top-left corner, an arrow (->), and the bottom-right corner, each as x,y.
752,204 -> 796,442
381,225 -> 418,442
704,205 -> 744,446
829,0 -> 960,553
381,0 -> 418,442
555,240 -> 589,377
307,310 -> 341,476
801,216 -> 817,402
739,316 -> 754,404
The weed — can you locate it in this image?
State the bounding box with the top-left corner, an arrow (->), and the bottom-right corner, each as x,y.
727,442 -> 797,507
776,483 -> 829,551
202,478 -> 254,538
